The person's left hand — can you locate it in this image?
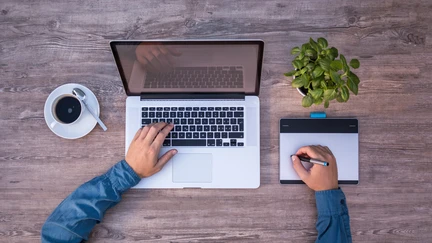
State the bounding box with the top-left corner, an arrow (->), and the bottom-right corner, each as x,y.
125,122 -> 177,178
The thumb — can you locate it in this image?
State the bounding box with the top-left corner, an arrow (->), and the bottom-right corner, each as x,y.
156,149 -> 177,169
291,155 -> 309,181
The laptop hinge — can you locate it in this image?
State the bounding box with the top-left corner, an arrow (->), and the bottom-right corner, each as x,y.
140,93 -> 245,100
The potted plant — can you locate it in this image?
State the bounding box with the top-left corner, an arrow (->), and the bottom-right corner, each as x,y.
284,37 -> 360,108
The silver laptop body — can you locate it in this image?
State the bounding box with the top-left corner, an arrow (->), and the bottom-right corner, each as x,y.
110,40 -> 263,188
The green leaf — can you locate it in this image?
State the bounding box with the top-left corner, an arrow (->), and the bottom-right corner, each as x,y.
317,37 -> 328,49
291,77 -> 304,88
311,79 -> 321,89
320,80 -> 328,89
348,72 -> 360,85
309,88 -> 323,99
314,97 -> 323,105
305,49 -> 316,57
302,94 -> 314,107
292,60 -> 304,70
330,70 -> 343,85
340,54 -> 349,72
347,76 -> 358,95
301,43 -> 311,53
328,47 -> 338,60
284,70 -> 297,77
324,100 -> 330,108
349,59 -> 360,69
306,63 -> 315,71
336,93 -> 344,103
298,51 -> 305,60
330,60 -> 343,71
318,58 -> 331,71
324,89 -> 337,100
291,47 -> 301,55
300,74 -> 309,86
312,66 -> 324,78
300,67 -> 308,74
341,86 -> 349,101
303,57 -> 311,66
309,38 -> 322,53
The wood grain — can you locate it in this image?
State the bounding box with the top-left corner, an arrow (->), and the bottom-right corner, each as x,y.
1,0 -> 432,242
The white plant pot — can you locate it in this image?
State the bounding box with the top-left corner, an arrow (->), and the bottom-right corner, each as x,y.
293,75 -> 307,97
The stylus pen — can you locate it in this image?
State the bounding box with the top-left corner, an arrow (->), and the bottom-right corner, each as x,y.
291,155 -> 329,166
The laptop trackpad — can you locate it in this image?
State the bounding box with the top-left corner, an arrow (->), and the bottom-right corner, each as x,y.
172,153 -> 212,183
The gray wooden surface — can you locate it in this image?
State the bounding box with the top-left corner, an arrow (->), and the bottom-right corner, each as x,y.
1,0 -> 432,242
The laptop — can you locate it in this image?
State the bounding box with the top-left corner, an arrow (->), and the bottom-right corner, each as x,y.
110,40 -> 264,189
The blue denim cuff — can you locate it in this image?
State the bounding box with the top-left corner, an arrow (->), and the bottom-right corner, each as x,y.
107,160 -> 141,193
315,188 -> 348,216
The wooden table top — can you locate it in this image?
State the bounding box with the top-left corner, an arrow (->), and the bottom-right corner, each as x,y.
1,0 -> 431,242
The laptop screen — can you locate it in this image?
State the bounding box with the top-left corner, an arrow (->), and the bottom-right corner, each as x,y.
110,40 -> 264,96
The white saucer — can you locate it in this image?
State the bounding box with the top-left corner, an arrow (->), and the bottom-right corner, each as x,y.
44,83 -> 100,139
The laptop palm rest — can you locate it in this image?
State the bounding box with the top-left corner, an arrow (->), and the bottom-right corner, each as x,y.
172,153 -> 212,183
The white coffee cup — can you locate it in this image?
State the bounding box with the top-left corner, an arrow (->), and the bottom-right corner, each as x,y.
50,94 -> 84,128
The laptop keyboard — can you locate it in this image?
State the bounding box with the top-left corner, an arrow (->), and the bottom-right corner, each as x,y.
144,66 -> 244,89
141,106 -> 245,147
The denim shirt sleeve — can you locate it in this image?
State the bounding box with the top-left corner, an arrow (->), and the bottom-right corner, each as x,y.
41,160 -> 141,243
315,188 -> 352,243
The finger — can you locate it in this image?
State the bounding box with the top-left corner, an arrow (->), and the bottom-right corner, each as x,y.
152,47 -> 172,69
139,123 -> 154,140
291,155 -> 310,181
323,146 -> 333,155
152,123 -> 174,148
143,122 -> 168,144
295,146 -> 318,158
132,127 -> 143,141
155,149 -> 178,170
147,51 -> 164,72
165,46 -> 182,56
136,55 -> 156,73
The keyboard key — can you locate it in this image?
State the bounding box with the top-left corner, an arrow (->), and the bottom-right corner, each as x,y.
230,118 -> 236,124
142,107 -> 148,111
213,112 -> 218,117
220,112 -> 226,117
209,119 -> 216,124
179,133 -> 185,138
211,125 -> 217,131
216,107 -> 222,111
216,139 -> 223,146
234,112 -> 244,117
200,132 -> 206,138
233,126 -> 239,131
206,112 -> 212,118
237,107 -> 244,110
223,142 -> 230,146
172,140 -> 206,146
200,107 -> 207,111
163,112 -> 169,118
238,119 -> 244,131
204,125 -> 210,131
193,132 -> 199,138
174,119 -> 180,124
230,139 -> 237,146
171,107 -> 178,111
223,119 -> 230,124
160,118 -> 166,122
164,107 -> 170,111
149,112 -> 155,117
175,125 -> 181,131
156,107 -> 162,111
192,112 -> 198,117
238,142 -> 244,146
197,126 -> 203,131
149,107 -> 156,111
181,119 -> 187,124
172,132 -> 178,138
207,132 -> 213,138
170,112 -> 176,117
195,119 -> 201,124
216,119 -> 222,124
207,139 -> 215,146
227,112 -> 233,118
225,126 -> 231,131
193,107 -> 199,111
167,118 -> 173,124
190,126 -> 196,131
163,140 -> 171,146
222,132 -> 228,138
208,107 -> 214,111
202,119 -> 208,124
184,112 -> 190,118
186,132 -> 192,138
152,119 -> 158,123
156,112 -> 162,118
223,107 -> 229,111
215,132 -> 221,138
199,112 -> 204,118
142,119 -> 151,125
177,112 -> 183,118
230,107 -> 236,111
229,132 -> 244,138
186,107 -> 192,111
182,126 -> 188,131
142,112 -> 148,118
179,107 -> 185,111
188,119 -> 194,124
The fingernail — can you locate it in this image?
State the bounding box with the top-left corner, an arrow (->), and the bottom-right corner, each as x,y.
173,150 -> 177,154
291,155 -> 296,162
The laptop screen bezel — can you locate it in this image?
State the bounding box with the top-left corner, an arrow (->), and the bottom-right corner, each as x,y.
110,40 -> 264,96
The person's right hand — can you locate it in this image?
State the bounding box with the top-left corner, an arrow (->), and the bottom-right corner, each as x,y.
291,145 -> 338,191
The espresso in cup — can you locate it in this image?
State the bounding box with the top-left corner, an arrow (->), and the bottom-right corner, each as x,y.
52,95 -> 82,124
